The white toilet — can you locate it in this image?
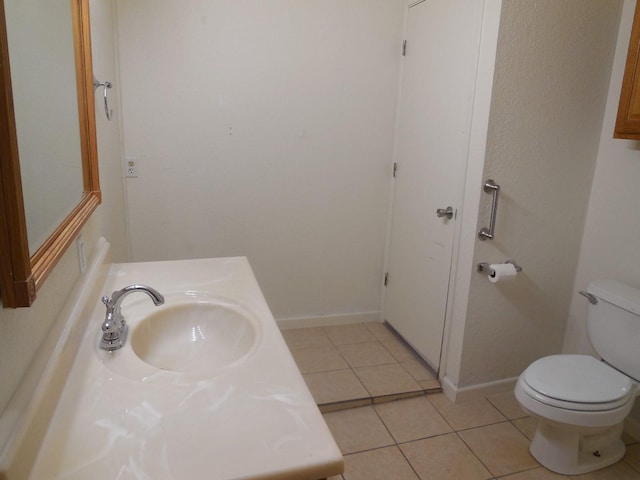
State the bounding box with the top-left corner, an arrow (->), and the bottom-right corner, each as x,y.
514,279 -> 640,475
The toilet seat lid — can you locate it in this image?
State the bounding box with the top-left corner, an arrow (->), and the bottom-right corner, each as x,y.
523,355 -> 633,404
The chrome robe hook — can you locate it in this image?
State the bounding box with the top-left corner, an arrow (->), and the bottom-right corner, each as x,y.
93,77 -> 113,121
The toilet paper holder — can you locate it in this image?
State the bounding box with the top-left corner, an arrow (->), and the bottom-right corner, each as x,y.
477,260 -> 522,275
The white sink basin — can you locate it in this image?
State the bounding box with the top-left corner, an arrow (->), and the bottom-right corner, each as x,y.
130,302 -> 257,372
96,292 -> 262,383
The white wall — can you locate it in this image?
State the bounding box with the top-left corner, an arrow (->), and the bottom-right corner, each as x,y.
115,0 -> 405,320
0,0 -> 634,420
444,0 -> 622,391
564,0 -> 640,356
90,0 -> 129,262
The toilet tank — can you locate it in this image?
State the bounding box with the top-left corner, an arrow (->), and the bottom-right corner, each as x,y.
586,279 -> 640,381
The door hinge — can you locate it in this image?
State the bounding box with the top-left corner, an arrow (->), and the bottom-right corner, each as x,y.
402,40 -> 407,57
393,162 -> 398,178
384,272 -> 389,286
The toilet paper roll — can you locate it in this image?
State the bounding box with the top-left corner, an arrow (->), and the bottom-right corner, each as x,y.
488,263 -> 517,283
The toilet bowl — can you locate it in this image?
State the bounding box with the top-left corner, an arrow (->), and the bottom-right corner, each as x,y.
514,354 -> 636,474
515,280 -> 640,475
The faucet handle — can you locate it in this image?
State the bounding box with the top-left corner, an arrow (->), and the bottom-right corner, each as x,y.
101,295 -> 111,307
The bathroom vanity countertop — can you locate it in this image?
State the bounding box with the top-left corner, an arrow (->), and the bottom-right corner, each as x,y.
28,257 -> 343,480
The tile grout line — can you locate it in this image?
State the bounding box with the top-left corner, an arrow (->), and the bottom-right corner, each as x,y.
289,323 -> 441,410
420,394 -> 508,479
410,394 -> 501,479
370,404 -> 424,479
449,395 -> 523,478
286,326 -> 508,477
338,400 -> 519,480
322,325 -> 397,401
454,429 -> 500,479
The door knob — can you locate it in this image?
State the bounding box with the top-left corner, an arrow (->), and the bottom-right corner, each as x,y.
436,206 -> 454,220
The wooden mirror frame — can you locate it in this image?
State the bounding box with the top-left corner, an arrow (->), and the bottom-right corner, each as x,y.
0,0 -> 100,308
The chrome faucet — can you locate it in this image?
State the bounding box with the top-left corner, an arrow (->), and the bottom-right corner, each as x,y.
100,284 -> 165,351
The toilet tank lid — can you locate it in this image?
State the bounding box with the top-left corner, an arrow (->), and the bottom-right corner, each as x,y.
588,280 -> 640,315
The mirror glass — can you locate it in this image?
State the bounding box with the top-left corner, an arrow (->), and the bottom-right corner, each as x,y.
0,0 -> 100,308
4,0 -> 85,255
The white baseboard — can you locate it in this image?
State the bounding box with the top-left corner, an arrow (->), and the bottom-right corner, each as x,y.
442,375 -> 518,404
276,311 -> 380,330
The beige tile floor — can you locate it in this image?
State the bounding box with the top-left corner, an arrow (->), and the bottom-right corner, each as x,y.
281,322 -> 441,411
322,391 -> 640,480
281,323 -> 640,480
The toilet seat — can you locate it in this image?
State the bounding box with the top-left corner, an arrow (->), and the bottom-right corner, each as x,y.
521,355 -> 634,412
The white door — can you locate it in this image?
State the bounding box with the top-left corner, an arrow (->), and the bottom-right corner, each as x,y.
384,0 -> 482,370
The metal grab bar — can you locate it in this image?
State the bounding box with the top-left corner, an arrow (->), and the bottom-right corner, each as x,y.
93,77 -> 113,121
478,179 -> 500,240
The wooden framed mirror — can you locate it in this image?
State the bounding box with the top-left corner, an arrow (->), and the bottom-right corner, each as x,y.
0,0 -> 100,308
